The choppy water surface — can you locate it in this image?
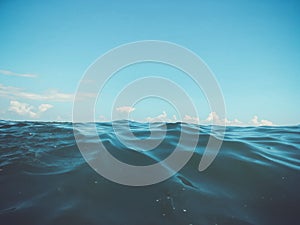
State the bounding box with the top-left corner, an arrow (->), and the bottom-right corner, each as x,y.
0,120 -> 300,225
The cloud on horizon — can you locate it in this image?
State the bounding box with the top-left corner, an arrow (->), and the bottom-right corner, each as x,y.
9,100 -> 53,118
146,111 -> 173,123
140,111 -> 274,126
183,115 -> 200,124
250,115 -> 273,126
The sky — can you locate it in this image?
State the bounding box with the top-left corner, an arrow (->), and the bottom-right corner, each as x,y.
0,0 -> 299,125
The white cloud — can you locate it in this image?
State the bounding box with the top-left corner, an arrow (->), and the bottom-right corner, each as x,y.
250,115 -> 273,126
9,100 -> 37,118
202,112 -> 228,126
172,114 -> 177,121
156,111 -> 167,120
0,83 -> 73,102
203,113 -> 274,126
202,113 -> 274,126
0,69 -> 38,78
205,112 -> 220,123
17,89 -> 73,101
183,115 -> 200,124
8,100 -> 53,118
38,104 -> 53,112
260,119 -> 273,126
146,111 -> 188,123
143,111 -> 274,126
251,115 -> 259,125
116,106 -> 135,113
146,111 -> 173,123
227,118 -> 244,126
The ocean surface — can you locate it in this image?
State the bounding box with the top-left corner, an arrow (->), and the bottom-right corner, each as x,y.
0,120 -> 300,225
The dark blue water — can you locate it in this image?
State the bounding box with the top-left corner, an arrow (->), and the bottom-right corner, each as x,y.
0,120 -> 300,225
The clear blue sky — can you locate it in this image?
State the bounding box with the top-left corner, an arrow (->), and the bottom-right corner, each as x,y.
0,0 -> 299,125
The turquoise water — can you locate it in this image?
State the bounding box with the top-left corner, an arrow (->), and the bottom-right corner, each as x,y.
0,120 -> 300,225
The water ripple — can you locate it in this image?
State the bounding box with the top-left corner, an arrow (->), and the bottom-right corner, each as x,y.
0,120 -> 299,225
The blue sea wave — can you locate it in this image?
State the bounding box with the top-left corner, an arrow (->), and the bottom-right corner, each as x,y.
0,120 -> 299,225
